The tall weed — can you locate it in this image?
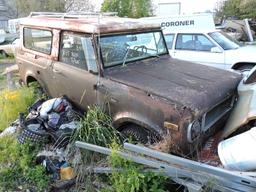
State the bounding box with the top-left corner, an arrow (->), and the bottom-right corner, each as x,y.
68,106 -> 122,190
0,136 -> 49,191
105,141 -> 168,192
0,86 -> 37,131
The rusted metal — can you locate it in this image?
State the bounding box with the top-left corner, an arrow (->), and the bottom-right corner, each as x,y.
19,16 -> 160,34
17,13 -> 242,155
75,141 -> 256,192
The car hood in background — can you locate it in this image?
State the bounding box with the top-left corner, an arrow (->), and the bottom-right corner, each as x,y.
226,45 -> 256,64
104,56 -> 242,113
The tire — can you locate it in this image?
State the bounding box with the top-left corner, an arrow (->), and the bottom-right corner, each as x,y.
121,124 -> 159,144
237,64 -> 254,76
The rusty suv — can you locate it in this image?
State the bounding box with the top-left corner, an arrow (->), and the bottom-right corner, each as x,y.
17,12 -> 242,155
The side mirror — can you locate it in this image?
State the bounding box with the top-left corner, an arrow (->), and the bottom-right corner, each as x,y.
210,47 -> 222,53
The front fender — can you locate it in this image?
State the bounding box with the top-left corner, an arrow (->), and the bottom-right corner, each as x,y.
222,80 -> 256,138
112,111 -> 164,135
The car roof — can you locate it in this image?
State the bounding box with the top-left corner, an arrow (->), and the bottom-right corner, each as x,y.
20,12 -> 161,34
163,30 -> 217,35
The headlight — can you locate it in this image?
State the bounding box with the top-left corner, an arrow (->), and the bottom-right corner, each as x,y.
187,120 -> 201,143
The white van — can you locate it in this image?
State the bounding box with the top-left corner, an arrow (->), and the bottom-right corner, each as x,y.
141,13 -> 256,72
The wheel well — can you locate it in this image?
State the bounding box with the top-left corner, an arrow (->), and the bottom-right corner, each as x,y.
118,122 -> 161,136
232,62 -> 255,70
118,122 -> 149,132
26,76 -> 38,85
119,122 -> 162,143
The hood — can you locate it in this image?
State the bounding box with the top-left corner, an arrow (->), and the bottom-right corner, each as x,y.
226,45 -> 256,63
104,56 -> 242,113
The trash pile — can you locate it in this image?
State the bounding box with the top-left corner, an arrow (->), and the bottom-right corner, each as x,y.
1,97 -> 81,189
17,97 -> 79,147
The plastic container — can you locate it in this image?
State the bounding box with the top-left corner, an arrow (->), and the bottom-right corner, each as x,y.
218,127 -> 256,171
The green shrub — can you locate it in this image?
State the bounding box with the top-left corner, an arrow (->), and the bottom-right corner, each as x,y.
106,142 -> 168,192
0,136 -> 50,191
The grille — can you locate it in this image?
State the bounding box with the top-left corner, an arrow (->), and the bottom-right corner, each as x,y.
202,96 -> 235,132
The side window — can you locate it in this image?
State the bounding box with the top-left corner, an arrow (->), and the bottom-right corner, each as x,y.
176,34 -> 193,50
164,34 -> 174,49
176,34 -> 215,51
196,35 -> 215,51
59,32 -> 97,72
24,28 -> 52,54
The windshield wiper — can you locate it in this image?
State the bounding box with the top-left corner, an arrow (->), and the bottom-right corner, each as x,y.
149,53 -> 160,58
122,46 -> 130,67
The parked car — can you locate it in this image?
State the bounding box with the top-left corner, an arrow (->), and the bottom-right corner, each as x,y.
17,12 -> 242,155
141,14 -> 256,73
0,38 -> 20,57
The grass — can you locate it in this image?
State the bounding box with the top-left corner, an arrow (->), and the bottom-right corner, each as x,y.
0,86 -> 38,132
70,106 -> 122,148
0,73 -> 6,90
68,106 -> 169,192
68,106 -> 123,190
0,136 -> 50,191
0,84 -> 49,191
102,141 -> 168,192
0,56 -> 15,64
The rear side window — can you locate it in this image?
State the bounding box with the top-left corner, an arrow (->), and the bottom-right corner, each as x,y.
164,34 -> 174,49
24,28 -> 52,54
59,32 -> 98,72
176,34 -> 215,51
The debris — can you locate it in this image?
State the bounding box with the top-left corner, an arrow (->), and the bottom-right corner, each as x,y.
198,131 -> 222,167
17,116 -> 48,144
218,127 -> 256,171
0,126 -> 17,138
17,97 -> 80,146
39,98 -> 64,119
60,166 -> 75,180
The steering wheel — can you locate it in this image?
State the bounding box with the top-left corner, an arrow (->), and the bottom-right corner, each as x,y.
134,45 -> 148,54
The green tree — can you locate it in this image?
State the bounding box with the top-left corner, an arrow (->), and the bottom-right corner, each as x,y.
240,0 -> 256,18
101,0 -> 153,18
216,0 -> 256,19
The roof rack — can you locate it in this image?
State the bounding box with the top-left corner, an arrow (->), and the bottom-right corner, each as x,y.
29,12 -> 118,19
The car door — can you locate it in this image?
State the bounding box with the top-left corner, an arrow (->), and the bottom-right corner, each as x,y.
17,27 -> 57,96
52,31 -> 99,109
171,33 -> 226,69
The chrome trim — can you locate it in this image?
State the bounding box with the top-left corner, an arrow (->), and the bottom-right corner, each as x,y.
201,96 -> 235,132
187,120 -> 201,143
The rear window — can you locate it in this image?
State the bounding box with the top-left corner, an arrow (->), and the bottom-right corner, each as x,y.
24,28 -> 52,54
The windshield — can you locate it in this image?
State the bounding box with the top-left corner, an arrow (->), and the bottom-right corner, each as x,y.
208,31 -> 239,50
99,31 -> 168,68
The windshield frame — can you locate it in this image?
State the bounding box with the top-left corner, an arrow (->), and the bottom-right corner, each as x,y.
98,30 -> 169,68
208,31 -> 240,50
